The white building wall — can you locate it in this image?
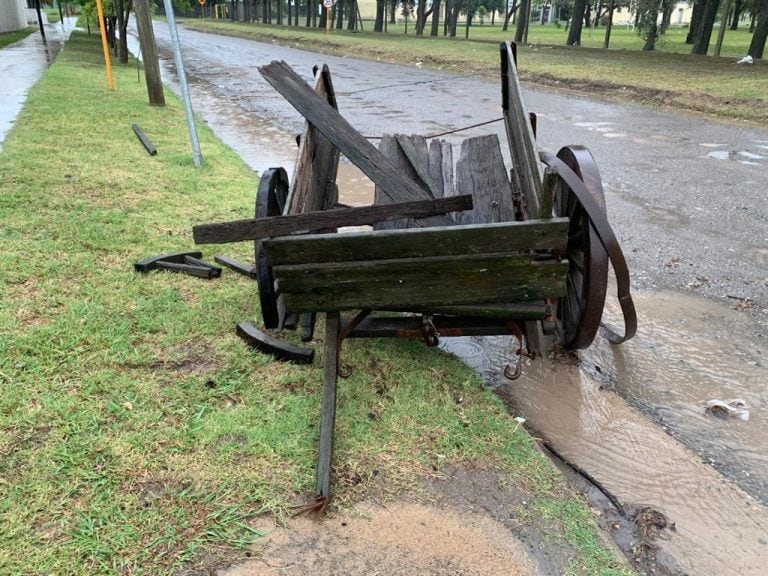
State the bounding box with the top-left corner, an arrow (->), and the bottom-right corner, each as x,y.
0,0 -> 28,33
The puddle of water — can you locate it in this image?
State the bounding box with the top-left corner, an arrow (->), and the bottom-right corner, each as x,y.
0,17 -> 76,150
441,290 -> 768,575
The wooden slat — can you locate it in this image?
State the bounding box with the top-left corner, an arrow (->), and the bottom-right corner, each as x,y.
275,257 -> 566,313
455,134 -> 515,225
410,302 -> 547,319
286,65 -> 340,216
427,139 -> 455,202
263,218 -> 568,265
258,61 -> 453,227
316,312 -> 340,500
500,42 -> 543,219
193,195 -> 472,245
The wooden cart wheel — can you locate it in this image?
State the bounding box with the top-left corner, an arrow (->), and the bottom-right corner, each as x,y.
553,146 -> 609,350
255,167 -> 289,329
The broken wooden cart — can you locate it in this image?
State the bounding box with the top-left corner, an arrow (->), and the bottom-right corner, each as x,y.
193,42 -> 637,510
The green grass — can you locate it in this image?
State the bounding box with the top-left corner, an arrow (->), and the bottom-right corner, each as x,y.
0,31 -> 633,575
180,18 -> 768,124
0,27 -> 35,49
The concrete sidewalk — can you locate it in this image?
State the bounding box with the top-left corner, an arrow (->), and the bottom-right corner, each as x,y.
0,16 -> 77,150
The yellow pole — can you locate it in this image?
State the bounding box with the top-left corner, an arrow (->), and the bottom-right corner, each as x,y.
95,0 -> 115,91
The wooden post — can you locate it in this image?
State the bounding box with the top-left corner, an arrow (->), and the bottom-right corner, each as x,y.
316,312 -> 340,501
134,0 -> 166,106
713,0 -> 733,57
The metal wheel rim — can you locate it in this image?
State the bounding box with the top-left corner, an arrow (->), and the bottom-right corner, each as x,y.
255,167 -> 289,330
553,146 -> 609,350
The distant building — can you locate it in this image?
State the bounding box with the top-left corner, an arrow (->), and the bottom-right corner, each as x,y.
0,0 -> 29,33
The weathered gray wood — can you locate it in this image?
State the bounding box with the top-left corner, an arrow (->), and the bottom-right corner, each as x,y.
455,134 -> 515,225
193,195 -> 472,245
540,166 -> 558,219
258,61 -> 452,227
274,256 -> 567,313
346,314 -> 544,338
316,312 -> 340,500
500,42 -> 543,219
374,135 -> 419,231
427,139 -> 455,202
263,218 -> 568,265
395,134 -> 439,199
286,65 -> 340,217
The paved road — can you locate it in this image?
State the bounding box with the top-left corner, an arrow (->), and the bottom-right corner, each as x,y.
146,23 -> 768,330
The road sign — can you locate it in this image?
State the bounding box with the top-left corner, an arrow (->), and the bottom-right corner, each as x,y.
323,0 -> 333,7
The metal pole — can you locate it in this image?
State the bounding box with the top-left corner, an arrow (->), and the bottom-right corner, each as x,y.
162,0 -> 203,167
34,0 -> 46,40
95,0 -> 115,90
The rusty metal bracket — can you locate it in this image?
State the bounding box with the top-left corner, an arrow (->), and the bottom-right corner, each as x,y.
422,315 -> 439,347
503,322 -> 535,380
336,310 -> 372,378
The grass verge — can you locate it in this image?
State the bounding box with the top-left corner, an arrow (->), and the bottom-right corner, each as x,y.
179,19 -> 768,125
0,31 -> 633,575
0,27 -> 35,49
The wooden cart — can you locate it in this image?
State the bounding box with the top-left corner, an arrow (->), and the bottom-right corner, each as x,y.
193,42 -> 636,510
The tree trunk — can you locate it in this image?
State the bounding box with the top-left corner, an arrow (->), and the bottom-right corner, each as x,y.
277,0 -> 283,24
515,0 -> 529,42
687,0 -> 703,42
566,0 -> 586,45
335,0 -> 343,28
748,0 -> 768,58
116,0 -> 130,64
416,0 -> 427,34
134,0 -> 164,105
430,0 -> 441,35
374,0 -> 384,31
692,0 -> 721,54
730,0 -> 742,29
347,0 -> 357,29
502,1 -> 517,31
661,0 -> 675,32
643,21 -> 659,50
390,0 -> 397,23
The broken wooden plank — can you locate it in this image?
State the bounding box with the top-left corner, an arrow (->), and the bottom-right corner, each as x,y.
427,139 -> 455,202
500,42 -> 543,219
262,218 -> 568,266
455,134 -> 515,225
236,321 -> 315,364
258,61 -> 453,227
193,195 -> 473,245
286,65 -> 340,216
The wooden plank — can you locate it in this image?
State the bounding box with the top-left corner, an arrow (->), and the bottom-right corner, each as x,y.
258,61 -> 453,227
411,302 -> 547,319
263,218 -> 569,265
286,65 -> 340,216
374,135 -> 419,231
193,195 -> 472,245
455,134 -> 515,225
427,139 -> 455,202
316,312 -> 340,500
274,256 -> 566,313
395,134 -> 439,199
500,42 -> 543,219
540,166 -> 558,219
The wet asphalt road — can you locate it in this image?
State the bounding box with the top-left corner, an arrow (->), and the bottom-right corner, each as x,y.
146,23 -> 768,333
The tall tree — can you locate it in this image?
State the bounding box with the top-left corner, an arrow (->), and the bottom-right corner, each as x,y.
748,0 -> 768,58
636,0 -> 662,50
692,0 -> 721,54
374,0 -> 385,30
687,0 -> 704,42
566,0 -> 587,44
430,0 -> 442,35
515,0 -> 529,41
730,0 -> 743,28
502,0 -> 518,31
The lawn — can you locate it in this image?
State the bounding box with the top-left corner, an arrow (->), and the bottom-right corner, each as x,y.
0,31 -> 632,575
0,27 -> 35,49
